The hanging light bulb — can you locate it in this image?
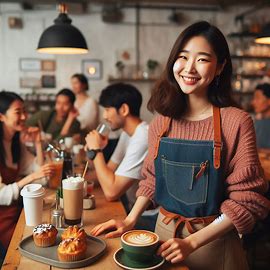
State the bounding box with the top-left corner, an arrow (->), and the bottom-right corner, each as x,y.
255,22 -> 270,44
37,3 -> 88,54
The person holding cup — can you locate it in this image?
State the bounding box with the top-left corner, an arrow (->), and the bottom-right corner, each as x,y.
0,91 -> 54,256
91,22 -> 270,269
85,83 -> 149,215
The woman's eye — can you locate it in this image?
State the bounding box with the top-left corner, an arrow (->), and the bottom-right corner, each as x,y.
198,58 -> 209,62
179,55 -> 187,60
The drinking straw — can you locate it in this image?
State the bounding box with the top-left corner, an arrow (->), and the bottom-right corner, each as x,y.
82,161 -> 89,179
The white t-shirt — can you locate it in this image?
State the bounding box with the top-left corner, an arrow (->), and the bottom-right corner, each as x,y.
75,96 -> 99,131
110,132 -> 130,165
110,121 -> 148,209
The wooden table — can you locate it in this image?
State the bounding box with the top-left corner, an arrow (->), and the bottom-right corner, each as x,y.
2,187 -> 188,270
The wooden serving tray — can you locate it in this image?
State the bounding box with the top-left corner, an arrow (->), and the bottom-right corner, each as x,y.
19,229 -> 106,269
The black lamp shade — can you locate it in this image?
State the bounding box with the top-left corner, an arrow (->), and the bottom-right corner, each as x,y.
255,23 -> 270,44
37,13 -> 88,54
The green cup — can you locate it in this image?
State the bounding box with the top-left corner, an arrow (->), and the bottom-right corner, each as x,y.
121,230 -> 160,263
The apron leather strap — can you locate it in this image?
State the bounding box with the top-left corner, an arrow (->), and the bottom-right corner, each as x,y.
213,106 -> 222,169
154,107 -> 222,169
160,207 -> 217,236
154,117 -> 171,159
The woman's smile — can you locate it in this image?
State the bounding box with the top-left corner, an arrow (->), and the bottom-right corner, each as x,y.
181,75 -> 201,85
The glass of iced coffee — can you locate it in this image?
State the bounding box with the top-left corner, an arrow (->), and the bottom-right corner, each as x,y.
45,145 -> 63,189
62,177 -> 84,226
48,156 -> 63,189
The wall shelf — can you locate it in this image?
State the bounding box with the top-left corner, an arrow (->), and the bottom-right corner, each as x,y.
233,73 -> 266,78
231,55 -> 270,61
228,32 -> 258,38
108,77 -> 157,83
232,91 -> 253,96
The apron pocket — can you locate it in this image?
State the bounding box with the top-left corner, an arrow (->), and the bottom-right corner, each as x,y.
162,158 -> 208,205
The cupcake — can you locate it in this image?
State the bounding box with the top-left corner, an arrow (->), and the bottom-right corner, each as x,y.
58,238 -> 87,262
33,223 -> 58,247
61,226 -> 86,242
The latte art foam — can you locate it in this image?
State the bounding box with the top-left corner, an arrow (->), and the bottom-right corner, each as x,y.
124,232 -> 157,245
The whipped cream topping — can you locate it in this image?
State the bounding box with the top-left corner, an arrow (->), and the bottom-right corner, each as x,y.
125,233 -> 156,245
33,224 -> 54,234
62,177 -> 84,190
63,177 -> 83,183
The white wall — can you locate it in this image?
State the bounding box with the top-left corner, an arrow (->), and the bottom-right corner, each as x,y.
0,3 -> 267,122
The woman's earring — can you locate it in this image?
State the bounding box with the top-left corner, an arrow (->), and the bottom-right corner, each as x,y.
215,75 -> 220,87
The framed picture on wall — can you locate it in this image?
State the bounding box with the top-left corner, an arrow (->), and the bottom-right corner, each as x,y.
20,77 -> 41,88
20,58 -> 41,71
82,59 -> 102,80
41,60 -> 56,71
41,75 -> 56,88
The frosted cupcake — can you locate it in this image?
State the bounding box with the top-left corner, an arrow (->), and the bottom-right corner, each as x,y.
33,223 -> 58,247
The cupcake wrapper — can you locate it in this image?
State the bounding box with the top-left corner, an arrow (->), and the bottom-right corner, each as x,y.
33,235 -> 56,247
58,251 -> 86,262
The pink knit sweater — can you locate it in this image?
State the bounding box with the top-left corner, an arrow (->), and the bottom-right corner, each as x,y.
137,107 -> 270,234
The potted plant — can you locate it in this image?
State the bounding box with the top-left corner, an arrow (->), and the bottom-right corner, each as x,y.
115,61 -> 125,78
146,59 -> 159,78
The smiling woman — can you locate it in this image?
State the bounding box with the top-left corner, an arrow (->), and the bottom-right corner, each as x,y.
0,91 -> 54,260
89,21 -> 270,270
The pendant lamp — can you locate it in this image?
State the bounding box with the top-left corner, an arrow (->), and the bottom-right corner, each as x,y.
255,23 -> 270,44
37,3 -> 88,54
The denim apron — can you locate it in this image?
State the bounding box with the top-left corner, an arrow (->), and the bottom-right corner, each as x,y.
154,107 -> 248,270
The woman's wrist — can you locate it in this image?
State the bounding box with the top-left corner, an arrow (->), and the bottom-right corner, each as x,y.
17,174 -> 33,189
125,215 -> 137,228
184,233 -> 199,251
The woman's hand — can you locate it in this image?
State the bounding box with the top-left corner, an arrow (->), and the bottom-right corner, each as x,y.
91,218 -> 135,238
17,164 -> 55,189
21,127 -> 42,143
157,238 -> 195,263
32,164 -> 55,180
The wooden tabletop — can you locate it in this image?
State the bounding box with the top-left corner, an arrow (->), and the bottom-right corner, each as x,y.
2,187 -> 188,270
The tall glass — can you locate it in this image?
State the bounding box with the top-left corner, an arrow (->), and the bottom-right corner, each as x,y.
47,153 -> 64,189
62,177 -> 84,226
96,123 -> 111,137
